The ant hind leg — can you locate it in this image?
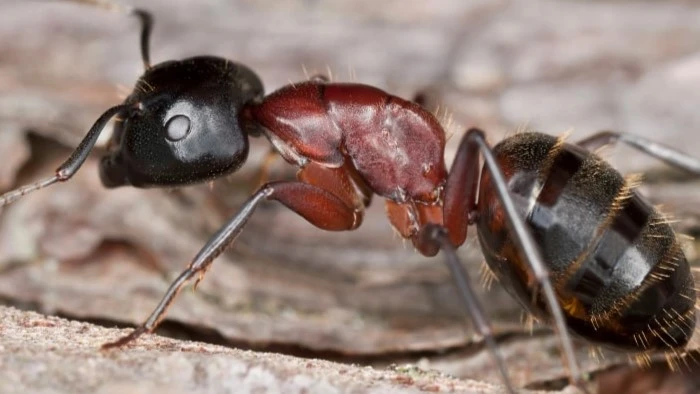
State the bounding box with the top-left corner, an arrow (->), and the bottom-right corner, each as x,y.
441,128 -> 588,392
578,131 -> 700,175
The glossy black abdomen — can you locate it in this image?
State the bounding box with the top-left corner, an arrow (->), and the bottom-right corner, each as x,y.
476,132 -> 696,351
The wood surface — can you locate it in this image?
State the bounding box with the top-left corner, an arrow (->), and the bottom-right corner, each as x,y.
2,1 -> 700,393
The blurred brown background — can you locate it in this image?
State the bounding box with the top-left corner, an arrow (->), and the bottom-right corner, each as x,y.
2,0 -> 700,392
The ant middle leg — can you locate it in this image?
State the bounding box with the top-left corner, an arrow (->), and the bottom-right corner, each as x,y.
578,131 -> 700,175
440,128 -> 586,390
103,164 -> 365,348
419,224 -> 516,394
386,193 -> 513,392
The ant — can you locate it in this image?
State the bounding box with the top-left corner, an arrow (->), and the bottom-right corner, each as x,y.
3,1 -> 700,392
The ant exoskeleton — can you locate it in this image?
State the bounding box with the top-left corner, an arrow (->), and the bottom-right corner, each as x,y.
3,1 -> 700,392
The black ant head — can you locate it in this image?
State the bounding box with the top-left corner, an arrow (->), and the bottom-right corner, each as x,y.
99,56 -> 264,188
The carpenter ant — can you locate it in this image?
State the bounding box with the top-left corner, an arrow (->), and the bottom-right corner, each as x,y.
3,1 -> 700,393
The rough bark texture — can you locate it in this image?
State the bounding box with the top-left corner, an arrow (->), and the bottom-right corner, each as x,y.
2,0 -> 700,393
0,306 -> 538,394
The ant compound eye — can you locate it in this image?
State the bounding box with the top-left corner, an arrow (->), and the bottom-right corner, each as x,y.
165,114 -> 191,141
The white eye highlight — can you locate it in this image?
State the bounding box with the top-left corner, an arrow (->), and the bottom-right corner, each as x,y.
165,115 -> 191,141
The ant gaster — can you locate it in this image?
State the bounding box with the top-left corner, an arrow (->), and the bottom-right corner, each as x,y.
3,2 -> 700,392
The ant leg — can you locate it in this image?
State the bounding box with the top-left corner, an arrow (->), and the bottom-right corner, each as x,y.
103,177 -> 363,348
442,127 -> 480,247
255,148 -> 280,188
102,187 -> 271,348
0,104 -> 129,208
578,131 -> 700,175
62,0 -> 153,69
443,128 -> 585,389
419,225 -> 515,394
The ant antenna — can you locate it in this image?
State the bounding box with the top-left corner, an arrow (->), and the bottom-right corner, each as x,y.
62,0 -> 153,69
0,104 -> 132,207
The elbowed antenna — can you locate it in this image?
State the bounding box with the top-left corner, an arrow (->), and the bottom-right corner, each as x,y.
60,0 -> 153,69
0,104 -> 132,208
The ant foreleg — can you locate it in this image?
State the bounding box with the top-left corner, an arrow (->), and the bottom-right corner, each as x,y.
102,177 -> 363,348
443,128 -> 586,390
578,131 -> 700,174
0,104 -> 129,208
102,186 -> 271,349
421,224 -> 515,394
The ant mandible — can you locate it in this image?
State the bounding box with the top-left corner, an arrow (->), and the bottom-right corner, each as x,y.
3,1 -> 700,392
